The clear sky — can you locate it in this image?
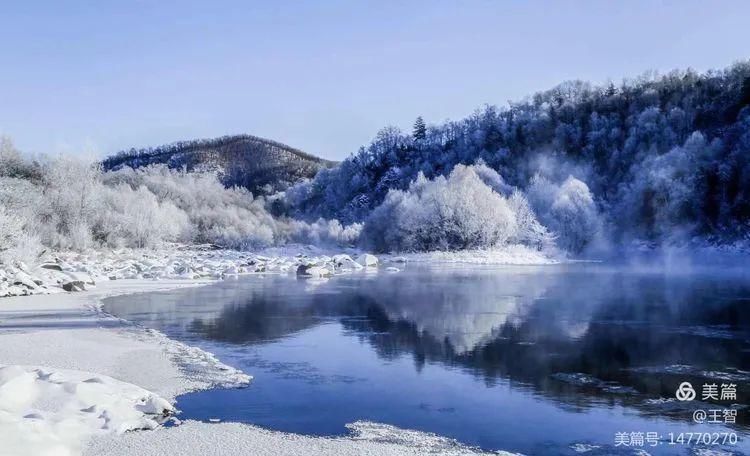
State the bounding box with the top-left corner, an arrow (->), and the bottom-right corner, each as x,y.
1,1 -> 748,160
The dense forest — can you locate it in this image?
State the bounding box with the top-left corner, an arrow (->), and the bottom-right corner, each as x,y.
285,62 -> 750,251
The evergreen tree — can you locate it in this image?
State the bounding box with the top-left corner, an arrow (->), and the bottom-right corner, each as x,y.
412,116 -> 427,141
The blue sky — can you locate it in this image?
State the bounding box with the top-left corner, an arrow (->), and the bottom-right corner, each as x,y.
1,1 -> 748,160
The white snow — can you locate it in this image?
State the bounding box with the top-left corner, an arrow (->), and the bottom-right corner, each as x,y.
356,253 -> 379,267
0,365 -> 174,456
1,243 -> 557,299
0,279 -> 254,456
0,246 -> 378,298
83,420 -> 515,456
390,245 -> 559,265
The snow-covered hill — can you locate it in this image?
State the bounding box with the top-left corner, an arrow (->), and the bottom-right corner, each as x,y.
101,134 -> 336,196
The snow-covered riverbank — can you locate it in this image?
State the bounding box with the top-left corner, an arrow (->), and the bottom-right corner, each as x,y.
0,247 -> 536,456
0,279 -> 252,456
0,244 -> 557,298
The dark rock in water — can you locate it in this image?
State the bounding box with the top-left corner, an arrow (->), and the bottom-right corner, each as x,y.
62,281 -> 85,292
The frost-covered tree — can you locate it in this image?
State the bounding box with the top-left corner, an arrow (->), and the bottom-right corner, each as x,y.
103,165 -> 280,248
38,156 -> 103,250
413,116 -> 427,141
507,190 -> 555,250
0,206 -> 43,266
285,61 -> 750,250
527,174 -> 600,252
96,185 -> 191,248
284,218 -> 362,247
363,164 -> 551,252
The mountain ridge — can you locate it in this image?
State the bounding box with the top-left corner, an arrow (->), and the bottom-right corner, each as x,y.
102,134 -> 336,195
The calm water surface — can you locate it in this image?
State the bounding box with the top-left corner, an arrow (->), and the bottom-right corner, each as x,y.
104,262 -> 750,455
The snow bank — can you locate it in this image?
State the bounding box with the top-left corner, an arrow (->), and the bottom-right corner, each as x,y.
0,365 -> 174,456
0,240 -> 560,299
0,280 -> 254,456
84,419 -> 518,456
0,245 -> 380,298
388,245 -> 559,265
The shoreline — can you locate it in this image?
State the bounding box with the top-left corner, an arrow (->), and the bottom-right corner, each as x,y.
0,272 -> 504,456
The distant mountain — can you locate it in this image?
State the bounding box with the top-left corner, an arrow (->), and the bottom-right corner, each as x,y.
102,134 -> 336,195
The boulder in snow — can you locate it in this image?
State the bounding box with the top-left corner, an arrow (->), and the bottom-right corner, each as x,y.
356,254 -> 379,267
12,271 -> 39,290
296,264 -> 333,278
62,280 -> 86,292
332,254 -> 363,270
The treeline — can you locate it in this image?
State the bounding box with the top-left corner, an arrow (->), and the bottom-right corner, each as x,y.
0,140 -> 359,266
285,62 -> 750,249
3,62 -> 749,262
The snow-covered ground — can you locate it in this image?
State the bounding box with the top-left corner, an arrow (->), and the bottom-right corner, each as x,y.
0,247 -> 540,456
0,365 -> 174,456
0,279 -> 252,456
85,420 -> 517,456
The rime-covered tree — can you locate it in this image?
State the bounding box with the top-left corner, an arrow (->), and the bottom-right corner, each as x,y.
412,116 -> 427,141
286,60 -> 750,251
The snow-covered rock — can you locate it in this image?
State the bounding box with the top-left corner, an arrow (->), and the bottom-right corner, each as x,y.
62,280 -> 86,292
333,254 -> 364,270
356,253 -> 379,267
12,270 -> 39,290
296,264 -> 333,278
0,246 -> 420,298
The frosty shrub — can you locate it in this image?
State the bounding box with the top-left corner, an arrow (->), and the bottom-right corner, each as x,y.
527,174 -> 600,252
0,178 -> 46,235
616,132 -> 719,241
39,156 -> 103,250
0,136 -> 40,180
472,160 -> 514,196
0,206 -> 24,259
507,190 -> 555,249
363,164 -> 535,252
96,185 -> 191,248
103,165 -> 280,248
0,205 -> 43,266
285,218 -> 363,247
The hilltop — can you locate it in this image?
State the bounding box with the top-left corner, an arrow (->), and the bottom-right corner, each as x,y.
102,134 -> 336,195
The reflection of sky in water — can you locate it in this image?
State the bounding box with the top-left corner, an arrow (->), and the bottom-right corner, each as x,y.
104,264 -> 750,455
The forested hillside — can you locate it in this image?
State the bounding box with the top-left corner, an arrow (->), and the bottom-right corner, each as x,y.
3,63 -> 749,262
285,62 -> 750,251
102,135 -> 336,196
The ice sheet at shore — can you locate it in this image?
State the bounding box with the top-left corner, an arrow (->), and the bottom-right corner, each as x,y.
84,420 -> 517,456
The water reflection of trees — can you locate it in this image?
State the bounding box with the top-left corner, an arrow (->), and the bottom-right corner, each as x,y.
183,266 -> 750,421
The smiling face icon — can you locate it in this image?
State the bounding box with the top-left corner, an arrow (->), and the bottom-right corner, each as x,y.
676,381 -> 697,401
